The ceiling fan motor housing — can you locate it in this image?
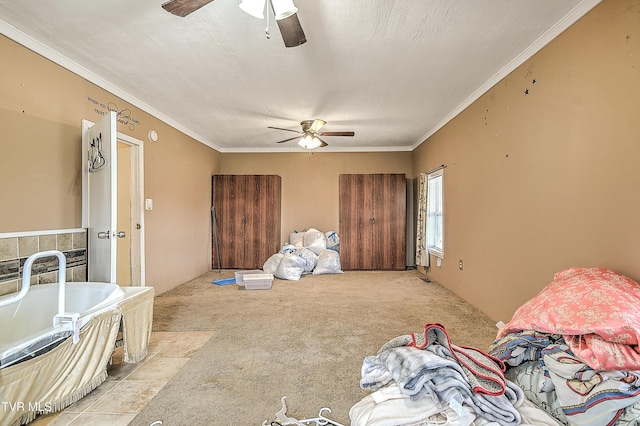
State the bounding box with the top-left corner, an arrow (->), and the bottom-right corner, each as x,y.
300,119 -> 326,133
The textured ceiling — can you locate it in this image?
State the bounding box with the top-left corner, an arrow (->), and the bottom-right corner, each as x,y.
0,0 -> 599,152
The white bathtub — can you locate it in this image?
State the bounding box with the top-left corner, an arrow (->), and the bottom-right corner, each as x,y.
0,282 -> 125,369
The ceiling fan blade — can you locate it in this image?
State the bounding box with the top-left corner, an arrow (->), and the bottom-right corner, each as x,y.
310,119 -> 326,132
316,136 -> 328,147
161,0 -> 214,17
275,136 -> 301,144
319,131 -> 355,137
268,126 -> 302,134
276,13 -> 307,48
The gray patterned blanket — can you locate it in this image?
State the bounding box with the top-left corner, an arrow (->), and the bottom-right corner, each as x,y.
360,323 -> 524,426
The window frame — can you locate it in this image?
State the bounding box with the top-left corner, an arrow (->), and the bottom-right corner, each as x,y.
426,168 -> 444,259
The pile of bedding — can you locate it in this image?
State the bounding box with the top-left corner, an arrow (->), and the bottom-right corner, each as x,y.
262,228 -> 343,281
351,323 -> 559,425
489,267 -> 640,425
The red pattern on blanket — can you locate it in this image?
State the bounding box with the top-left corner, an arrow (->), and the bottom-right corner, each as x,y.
497,267 -> 640,370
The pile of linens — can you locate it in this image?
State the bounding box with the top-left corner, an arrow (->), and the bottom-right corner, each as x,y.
351,323 -> 560,425
262,228 -> 343,281
489,267 -> 640,425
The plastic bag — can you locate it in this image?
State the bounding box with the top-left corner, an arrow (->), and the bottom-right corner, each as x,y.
263,253 -> 284,275
289,232 -> 305,249
304,228 -> 326,255
280,244 -> 297,255
312,249 -> 344,275
296,248 -> 318,273
274,253 -> 306,281
325,231 -> 340,253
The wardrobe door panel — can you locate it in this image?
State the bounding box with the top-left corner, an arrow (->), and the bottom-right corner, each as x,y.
371,174 -> 387,270
248,175 -> 281,268
374,174 -> 406,270
243,175 -> 259,268
338,174 -> 355,270
213,175 -> 243,269
360,174 -> 375,270
265,175 -> 282,260
340,174 -> 373,270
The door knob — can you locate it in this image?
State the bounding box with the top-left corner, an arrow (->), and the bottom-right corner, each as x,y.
114,231 -> 126,238
97,231 -> 110,239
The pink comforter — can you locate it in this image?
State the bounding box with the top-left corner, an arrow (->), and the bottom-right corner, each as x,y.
497,267 -> 640,370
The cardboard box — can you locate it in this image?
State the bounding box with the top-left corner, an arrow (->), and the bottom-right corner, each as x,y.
243,273 -> 273,290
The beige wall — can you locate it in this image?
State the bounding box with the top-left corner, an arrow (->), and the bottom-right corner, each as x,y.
144,123 -> 220,293
220,152 -> 413,245
0,35 -> 221,294
413,0 -> 640,322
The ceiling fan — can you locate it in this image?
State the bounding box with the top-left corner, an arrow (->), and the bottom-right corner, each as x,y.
269,120 -> 355,149
161,0 -> 306,48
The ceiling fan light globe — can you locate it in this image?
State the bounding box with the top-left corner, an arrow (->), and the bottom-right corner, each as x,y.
298,133 -> 322,150
272,0 -> 298,20
239,0 -> 266,19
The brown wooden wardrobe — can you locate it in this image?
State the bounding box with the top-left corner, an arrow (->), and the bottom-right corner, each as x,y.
339,173 -> 406,270
211,175 -> 281,269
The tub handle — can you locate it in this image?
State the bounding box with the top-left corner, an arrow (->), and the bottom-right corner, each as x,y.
53,312 -> 81,344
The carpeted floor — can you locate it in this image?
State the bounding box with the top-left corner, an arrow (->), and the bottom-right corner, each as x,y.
130,269 -> 499,425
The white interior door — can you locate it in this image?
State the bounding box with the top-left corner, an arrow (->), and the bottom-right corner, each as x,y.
117,142 -> 132,286
84,111 -> 118,283
82,114 -> 146,286
115,137 -> 145,287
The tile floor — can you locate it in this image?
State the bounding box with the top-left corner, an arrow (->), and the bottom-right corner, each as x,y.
29,330 -> 216,426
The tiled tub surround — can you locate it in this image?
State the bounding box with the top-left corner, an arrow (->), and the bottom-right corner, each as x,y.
0,230 -> 88,297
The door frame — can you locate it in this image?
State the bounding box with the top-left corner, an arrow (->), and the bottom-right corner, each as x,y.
81,119 -> 146,286
117,133 -> 145,286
